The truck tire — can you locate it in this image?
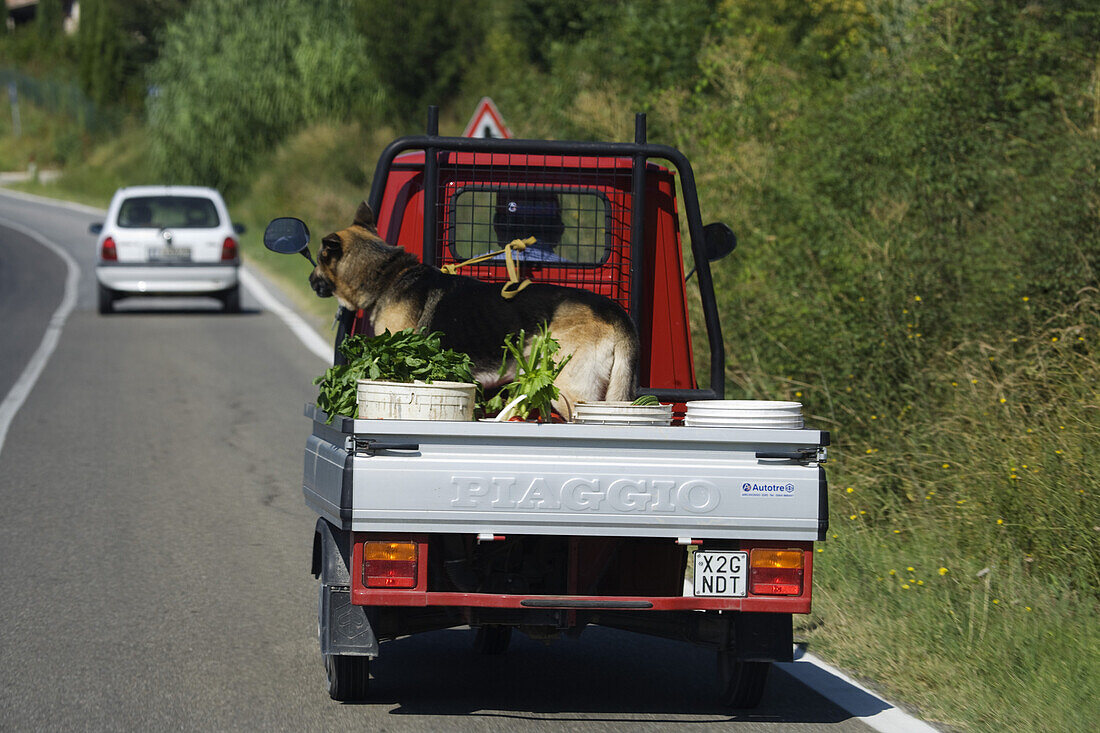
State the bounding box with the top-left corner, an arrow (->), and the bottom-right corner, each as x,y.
325,653 -> 371,701
472,625 -> 512,654
717,651 -> 770,708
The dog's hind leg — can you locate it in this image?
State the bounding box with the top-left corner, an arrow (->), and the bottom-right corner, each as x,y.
604,334 -> 637,402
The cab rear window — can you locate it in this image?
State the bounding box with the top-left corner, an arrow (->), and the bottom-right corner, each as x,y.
448,187 -> 611,265
117,196 -> 221,229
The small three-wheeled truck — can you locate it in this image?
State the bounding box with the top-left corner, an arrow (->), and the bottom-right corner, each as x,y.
265,109 -> 828,708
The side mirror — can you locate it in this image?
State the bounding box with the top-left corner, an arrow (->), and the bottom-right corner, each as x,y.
233,223 -> 247,235
89,223 -> 103,235
703,222 -> 736,262
686,222 -> 737,282
263,217 -> 315,266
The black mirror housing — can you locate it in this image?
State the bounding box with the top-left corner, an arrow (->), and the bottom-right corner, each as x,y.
234,223 -> 247,235
703,222 -> 736,262
89,222 -> 103,235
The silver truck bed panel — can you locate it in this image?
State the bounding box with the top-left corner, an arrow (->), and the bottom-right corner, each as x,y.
303,405 -> 829,541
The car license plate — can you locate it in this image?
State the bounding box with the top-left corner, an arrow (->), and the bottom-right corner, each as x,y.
149,246 -> 191,262
692,551 -> 748,597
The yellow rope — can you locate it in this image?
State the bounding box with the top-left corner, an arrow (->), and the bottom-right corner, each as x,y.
440,236 -> 535,300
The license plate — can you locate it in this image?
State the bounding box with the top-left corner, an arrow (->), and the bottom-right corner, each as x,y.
692,551 -> 748,597
149,246 -> 191,262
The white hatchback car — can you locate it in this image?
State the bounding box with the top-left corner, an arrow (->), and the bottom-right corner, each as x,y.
92,185 -> 244,313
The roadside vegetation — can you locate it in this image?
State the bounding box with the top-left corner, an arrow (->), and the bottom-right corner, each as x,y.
2,1 -> 1097,730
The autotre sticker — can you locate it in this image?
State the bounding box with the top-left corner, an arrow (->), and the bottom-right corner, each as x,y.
741,481 -> 796,497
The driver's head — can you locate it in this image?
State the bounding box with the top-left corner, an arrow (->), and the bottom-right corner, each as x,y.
493,190 -> 564,247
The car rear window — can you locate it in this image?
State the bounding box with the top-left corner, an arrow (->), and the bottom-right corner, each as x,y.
117,196 -> 221,229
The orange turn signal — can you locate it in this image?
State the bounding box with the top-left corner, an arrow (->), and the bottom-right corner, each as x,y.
365,541 -> 417,562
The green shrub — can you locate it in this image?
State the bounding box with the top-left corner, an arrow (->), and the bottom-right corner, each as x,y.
146,0 -> 383,194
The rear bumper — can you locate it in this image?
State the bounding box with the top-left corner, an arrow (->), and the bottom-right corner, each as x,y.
349,534 -> 815,615
96,263 -> 239,295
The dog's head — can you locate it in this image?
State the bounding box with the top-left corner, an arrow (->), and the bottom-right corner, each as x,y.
310,201 -> 404,311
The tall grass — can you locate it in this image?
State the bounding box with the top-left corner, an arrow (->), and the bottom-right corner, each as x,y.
796,287 -> 1099,731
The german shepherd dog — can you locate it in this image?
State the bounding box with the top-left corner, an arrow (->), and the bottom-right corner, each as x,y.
309,202 -> 638,417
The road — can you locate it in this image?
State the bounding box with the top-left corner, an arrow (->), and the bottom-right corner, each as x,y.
0,191 -> 882,731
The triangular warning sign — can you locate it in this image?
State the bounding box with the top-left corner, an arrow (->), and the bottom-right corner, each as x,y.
462,97 -> 511,139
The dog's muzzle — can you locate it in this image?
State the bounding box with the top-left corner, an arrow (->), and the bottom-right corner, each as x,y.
309,270 -> 335,298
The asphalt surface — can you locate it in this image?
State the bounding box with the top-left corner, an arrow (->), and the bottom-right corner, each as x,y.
0,190 -> 877,731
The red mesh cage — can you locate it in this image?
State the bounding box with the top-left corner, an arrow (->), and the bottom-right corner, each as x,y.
358,127 -> 727,402
435,153 -> 637,312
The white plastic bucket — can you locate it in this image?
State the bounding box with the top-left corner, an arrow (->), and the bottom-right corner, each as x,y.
684,400 -> 803,429
356,380 -> 476,421
573,401 -> 672,426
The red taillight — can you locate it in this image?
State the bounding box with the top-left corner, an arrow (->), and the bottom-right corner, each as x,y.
100,237 -> 117,261
363,541 -> 418,588
749,549 -> 804,595
221,237 -> 238,261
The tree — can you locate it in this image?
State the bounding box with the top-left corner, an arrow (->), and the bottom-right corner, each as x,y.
146,0 -> 382,193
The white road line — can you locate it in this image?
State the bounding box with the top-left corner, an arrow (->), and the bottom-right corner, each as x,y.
779,649 -> 941,732
0,216 -> 80,458
239,267 -> 331,364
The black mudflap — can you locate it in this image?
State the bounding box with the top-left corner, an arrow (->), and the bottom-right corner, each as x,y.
319,584 -> 379,657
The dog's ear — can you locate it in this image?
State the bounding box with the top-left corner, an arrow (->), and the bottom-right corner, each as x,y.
353,201 -> 377,233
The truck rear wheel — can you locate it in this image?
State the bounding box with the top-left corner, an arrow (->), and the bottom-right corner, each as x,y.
325,654 -> 371,701
717,651 -> 770,708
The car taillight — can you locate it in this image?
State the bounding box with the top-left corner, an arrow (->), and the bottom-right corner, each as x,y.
749,548 -> 804,595
363,541 -> 418,588
100,237 -> 117,261
221,237 -> 238,261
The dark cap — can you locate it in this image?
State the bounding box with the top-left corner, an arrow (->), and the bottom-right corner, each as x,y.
493,190 -> 564,245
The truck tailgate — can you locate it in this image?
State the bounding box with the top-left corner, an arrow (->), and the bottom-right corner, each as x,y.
304,405 -> 828,541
